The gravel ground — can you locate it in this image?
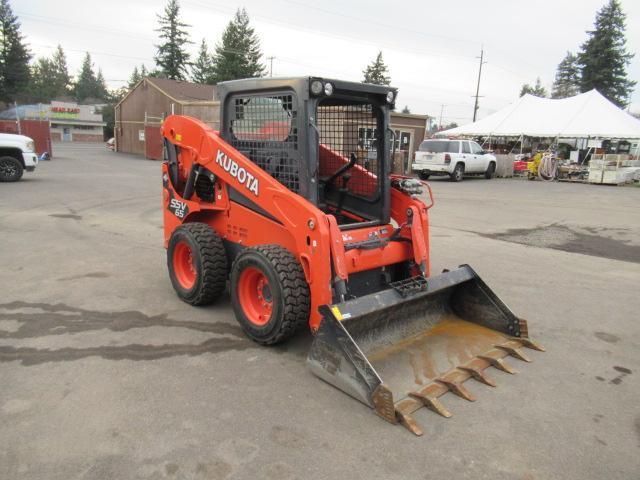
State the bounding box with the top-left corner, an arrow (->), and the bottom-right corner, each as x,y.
1,143 -> 639,480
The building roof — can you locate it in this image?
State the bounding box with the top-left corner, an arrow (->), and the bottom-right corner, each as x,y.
145,77 -> 216,103
391,112 -> 430,120
439,90 -> 640,139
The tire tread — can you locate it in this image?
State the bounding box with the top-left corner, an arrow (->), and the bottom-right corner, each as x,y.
172,223 -> 227,305
235,244 -> 310,345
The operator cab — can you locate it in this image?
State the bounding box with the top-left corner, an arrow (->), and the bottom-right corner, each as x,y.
217,77 -> 397,230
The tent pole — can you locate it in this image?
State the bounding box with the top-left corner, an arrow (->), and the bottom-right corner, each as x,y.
508,136 -> 520,155
520,134 -> 523,155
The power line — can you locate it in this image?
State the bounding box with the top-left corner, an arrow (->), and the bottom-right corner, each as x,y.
19,5 -> 520,112
276,0 -> 549,78
279,0 -> 480,48
31,43 -> 152,62
182,0 -> 479,63
18,5 -> 531,88
16,11 -> 156,42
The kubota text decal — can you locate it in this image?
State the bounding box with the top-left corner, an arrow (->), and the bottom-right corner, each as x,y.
215,149 -> 259,196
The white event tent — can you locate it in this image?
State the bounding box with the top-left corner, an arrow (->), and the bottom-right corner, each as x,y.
439,90 -> 640,139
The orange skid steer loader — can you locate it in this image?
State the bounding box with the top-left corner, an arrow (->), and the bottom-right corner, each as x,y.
160,77 -> 543,435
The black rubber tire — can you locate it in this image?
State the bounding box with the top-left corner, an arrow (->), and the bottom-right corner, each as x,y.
0,156 -> 24,182
419,171 -> 430,180
230,245 -> 310,345
484,162 -> 496,179
450,163 -> 464,182
167,222 -> 227,305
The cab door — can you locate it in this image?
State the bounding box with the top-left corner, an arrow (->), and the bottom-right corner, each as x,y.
469,141 -> 489,171
460,141 -> 476,171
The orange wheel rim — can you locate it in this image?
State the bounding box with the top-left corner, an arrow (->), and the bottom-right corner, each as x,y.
238,267 -> 273,326
173,241 -> 196,289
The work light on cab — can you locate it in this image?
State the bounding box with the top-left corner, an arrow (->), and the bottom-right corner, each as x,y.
323,82 -> 334,96
310,79 -> 323,96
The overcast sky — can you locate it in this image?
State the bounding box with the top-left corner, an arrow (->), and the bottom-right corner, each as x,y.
13,0 -> 640,124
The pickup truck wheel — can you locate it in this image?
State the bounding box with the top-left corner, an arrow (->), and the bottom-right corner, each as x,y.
0,156 -> 23,182
484,161 -> 496,179
450,163 -> 464,182
419,171 -> 430,180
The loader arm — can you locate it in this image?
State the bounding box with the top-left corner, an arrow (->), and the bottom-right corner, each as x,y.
161,115 -> 334,328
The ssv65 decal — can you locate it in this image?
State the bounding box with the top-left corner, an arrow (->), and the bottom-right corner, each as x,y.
169,198 -> 188,219
215,149 -> 259,196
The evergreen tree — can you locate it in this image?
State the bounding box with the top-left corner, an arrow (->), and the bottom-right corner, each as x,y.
211,8 -> 265,83
519,78 -> 547,98
128,66 -> 140,88
74,53 -> 106,102
154,0 -> 192,80
578,0 -> 635,107
95,69 -> 108,99
0,0 -> 31,103
551,52 -> 580,98
51,45 -> 71,97
192,38 -> 214,84
147,68 -> 166,78
128,64 -> 149,88
401,105 -> 411,114
362,52 -> 390,86
26,57 -> 57,102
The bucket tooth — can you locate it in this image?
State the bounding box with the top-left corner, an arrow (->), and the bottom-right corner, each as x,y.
396,410 -> 423,436
372,384 -> 397,424
409,391 -> 453,418
512,337 -> 546,352
437,378 -> 476,402
459,366 -> 497,387
479,355 -> 517,374
496,344 -> 532,362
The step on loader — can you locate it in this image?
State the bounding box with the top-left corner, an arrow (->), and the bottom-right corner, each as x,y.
160,77 -> 544,435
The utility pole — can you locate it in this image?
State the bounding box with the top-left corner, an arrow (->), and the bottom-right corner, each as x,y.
267,56 -> 275,77
439,104 -> 446,130
472,46 -> 486,122
14,101 -> 21,134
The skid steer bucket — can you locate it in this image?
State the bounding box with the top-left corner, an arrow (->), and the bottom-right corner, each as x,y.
307,265 -> 544,436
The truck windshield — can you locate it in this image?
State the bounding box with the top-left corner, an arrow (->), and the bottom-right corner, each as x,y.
419,140 -> 459,153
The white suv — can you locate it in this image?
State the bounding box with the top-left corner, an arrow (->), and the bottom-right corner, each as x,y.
412,139 -> 496,182
0,133 -> 38,182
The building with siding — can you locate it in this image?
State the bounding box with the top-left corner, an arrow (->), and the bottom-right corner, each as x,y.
0,101 -> 106,142
114,77 -> 218,159
389,112 -> 430,174
114,77 -> 429,172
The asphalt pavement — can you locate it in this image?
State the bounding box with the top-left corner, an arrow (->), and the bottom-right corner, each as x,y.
1,142 -> 639,479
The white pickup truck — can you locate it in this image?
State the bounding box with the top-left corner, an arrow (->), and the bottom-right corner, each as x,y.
412,139 -> 496,182
0,133 -> 38,182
